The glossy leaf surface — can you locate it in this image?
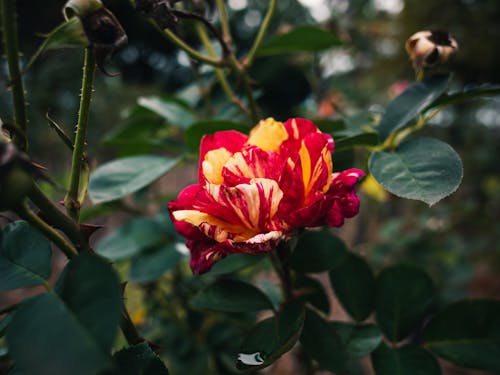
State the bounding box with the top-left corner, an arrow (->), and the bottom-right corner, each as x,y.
376,264 -> 435,342
424,300 -> 500,373
191,279 -> 274,312
88,155 -> 181,203
0,221 -> 52,291
369,138 -> 463,206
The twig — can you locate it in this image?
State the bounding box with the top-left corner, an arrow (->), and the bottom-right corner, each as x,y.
64,48 -> 96,221
29,185 -> 89,252
215,0 -> 232,47
16,202 -> 78,259
171,8 -> 230,58
0,0 -> 28,151
244,0 -> 278,67
161,26 -> 225,67
195,23 -> 249,115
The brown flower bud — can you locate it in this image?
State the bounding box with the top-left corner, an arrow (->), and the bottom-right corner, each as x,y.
135,0 -> 179,30
406,30 -> 458,71
64,0 -> 128,74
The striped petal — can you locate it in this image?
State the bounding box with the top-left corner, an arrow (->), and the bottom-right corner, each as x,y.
187,230 -> 284,274
223,146 -> 284,186
206,178 -> 284,232
199,130 -> 248,184
298,132 -> 334,202
280,118 -> 333,155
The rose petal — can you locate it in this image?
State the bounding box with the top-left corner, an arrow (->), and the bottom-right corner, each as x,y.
223,146 -> 284,186
199,130 -> 248,184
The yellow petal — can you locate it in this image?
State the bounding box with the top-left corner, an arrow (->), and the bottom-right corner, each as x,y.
172,209 -> 256,242
248,118 -> 288,152
202,147 -> 232,184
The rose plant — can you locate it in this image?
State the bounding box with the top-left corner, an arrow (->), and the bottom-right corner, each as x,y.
0,1 -> 500,375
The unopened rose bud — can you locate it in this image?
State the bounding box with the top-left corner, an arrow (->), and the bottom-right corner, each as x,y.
64,0 -> 128,74
135,0 -> 179,30
406,30 -> 458,72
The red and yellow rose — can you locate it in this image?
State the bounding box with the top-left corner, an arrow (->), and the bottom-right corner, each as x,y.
168,118 -> 364,274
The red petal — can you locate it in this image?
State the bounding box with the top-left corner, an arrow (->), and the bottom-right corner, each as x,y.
187,231 -> 284,274
222,146 -> 285,186
198,130 -> 248,184
280,118 -> 333,155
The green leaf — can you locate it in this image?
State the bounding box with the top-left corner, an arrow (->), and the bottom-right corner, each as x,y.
190,279 -> 273,312
424,300 -> 500,373
129,244 -> 183,284
329,252 -> 376,321
185,120 -> 248,153
7,253 -> 122,375
290,230 -> 348,273
333,322 -> 382,358
300,308 -> 347,373
295,275 -> 330,314
137,96 -> 195,128
372,343 -> 441,375
88,155 -> 181,204
206,253 -> 265,276
23,18 -> 87,74
257,26 -> 341,56
7,294 -> 110,375
111,343 -> 169,375
430,84 -> 500,109
369,137 -> 463,206
237,302 -> 304,371
96,217 -> 167,261
55,253 -> 122,350
376,264 -> 435,342
0,221 -> 52,291
103,106 -> 179,156
378,75 -> 452,141
334,132 -> 379,151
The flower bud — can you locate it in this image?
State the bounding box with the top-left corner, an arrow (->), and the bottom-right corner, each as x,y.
64,0 -> 128,74
135,0 -> 179,30
405,30 -> 458,72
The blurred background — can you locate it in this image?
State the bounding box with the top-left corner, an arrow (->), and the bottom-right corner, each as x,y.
1,0 -> 499,374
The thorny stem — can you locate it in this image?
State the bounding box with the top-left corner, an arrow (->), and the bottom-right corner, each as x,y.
244,0 -> 278,67
16,202 -> 78,259
195,23 -> 249,115
64,48 -> 96,221
120,307 -> 145,345
1,0 -> 28,151
29,185 -> 89,252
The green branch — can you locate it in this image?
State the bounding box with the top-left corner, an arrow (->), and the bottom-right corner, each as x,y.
16,202 -> 78,259
120,307 -> 145,345
244,0 -> 278,67
162,27 -> 225,67
30,184 -> 89,252
215,0 -> 232,46
196,23 -> 249,116
229,56 -> 259,123
1,0 -> 28,151
64,48 -> 96,221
